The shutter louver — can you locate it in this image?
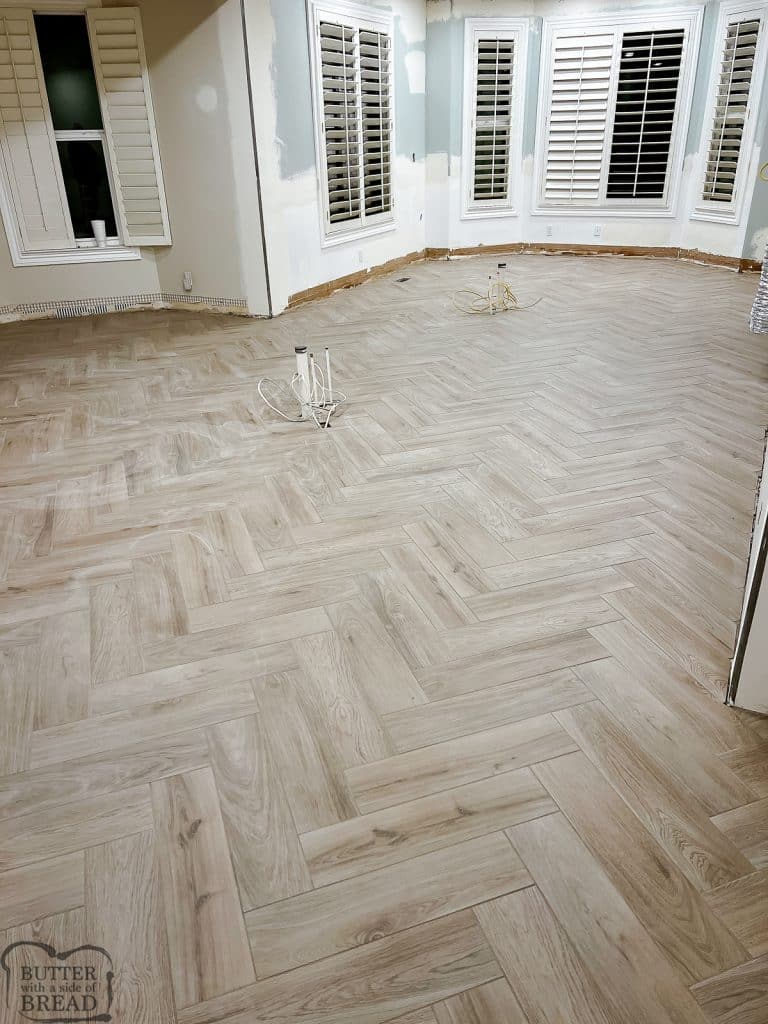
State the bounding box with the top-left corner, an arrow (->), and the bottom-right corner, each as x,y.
360,28 -> 391,218
702,17 -> 760,203
544,33 -> 614,203
320,21 -> 361,225
86,7 -> 170,246
472,37 -> 514,203
0,8 -> 71,250
607,29 -> 684,199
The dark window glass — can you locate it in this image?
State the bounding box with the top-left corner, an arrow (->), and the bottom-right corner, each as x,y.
57,141 -> 117,238
34,14 -> 103,130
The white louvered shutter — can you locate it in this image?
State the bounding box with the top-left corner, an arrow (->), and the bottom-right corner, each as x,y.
319,21 -> 361,226
606,29 -> 684,199
471,36 -> 515,204
702,16 -> 761,203
543,32 -> 614,203
87,7 -> 170,246
359,27 -> 392,218
0,8 -> 71,250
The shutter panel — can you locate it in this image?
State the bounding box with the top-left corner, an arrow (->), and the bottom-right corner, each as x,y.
544,32 -> 614,203
702,17 -> 761,204
359,27 -> 391,217
320,20 -> 361,225
0,9 -> 71,251
86,7 -> 170,246
471,36 -> 515,204
607,29 -> 684,199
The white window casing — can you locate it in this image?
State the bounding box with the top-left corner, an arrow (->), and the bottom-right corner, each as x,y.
461,18 -> 528,219
308,0 -> 394,246
534,7 -> 703,216
693,0 -> 768,225
0,4 -> 169,266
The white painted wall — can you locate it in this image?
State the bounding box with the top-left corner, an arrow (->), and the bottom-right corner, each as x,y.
242,0 -> 427,312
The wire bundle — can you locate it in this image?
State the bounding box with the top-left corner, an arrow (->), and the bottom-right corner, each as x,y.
453,266 -> 541,316
257,358 -> 346,429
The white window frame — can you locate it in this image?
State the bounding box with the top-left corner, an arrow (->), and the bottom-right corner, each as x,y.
532,6 -> 703,218
692,0 -> 768,225
0,3 -> 163,266
307,0 -> 395,248
461,18 -> 528,220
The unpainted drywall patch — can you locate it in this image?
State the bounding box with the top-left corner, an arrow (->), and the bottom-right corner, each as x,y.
195,85 -> 219,113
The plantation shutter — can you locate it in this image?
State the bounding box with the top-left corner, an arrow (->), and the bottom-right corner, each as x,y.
702,16 -> 761,203
0,8 -> 71,250
607,29 -> 684,199
360,27 -> 392,217
543,32 -> 614,203
471,36 -> 515,204
319,21 -> 361,225
87,7 -> 170,246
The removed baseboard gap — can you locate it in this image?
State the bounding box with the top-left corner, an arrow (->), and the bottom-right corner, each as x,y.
0,292 -> 251,324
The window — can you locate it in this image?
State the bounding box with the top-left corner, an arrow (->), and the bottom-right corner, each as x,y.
535,9 -> 701,214
308,0 -> 393,243
0,7 -> 170,266
462,19 -> 528,218
695,1 -> 768,223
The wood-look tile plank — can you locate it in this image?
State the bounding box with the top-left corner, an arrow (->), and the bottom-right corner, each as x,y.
245,832 -> 531,977
0,728 -> 210,821
179,910 -> 501,1024
385,669 -> 592,752
301,768 -> 555,886
467,566 -> 634,621
151,767 -> 256,1008
574,658 -> 754,815
475,887 -> 616,1024
508,812 -> 712,1024
703,870 -> 768,957
325,600 -> 427,714
433,978 -> 528,1024
534,751 -> 748,984
35,609 -> 90,729
0,852 -> 84,930
86,830 -> 175,1024
557,702 -> 754,890
690,953 -> 768,1024
29,681 -> 256,768
0,785 -> 153,871
347,713 -> 577,812
255,670 -> 358,832
207,715 -> 311,912
711,798 -> 768,870
415,630 -> 607,701
721,742 -> 768,797
90,575 -> 143,684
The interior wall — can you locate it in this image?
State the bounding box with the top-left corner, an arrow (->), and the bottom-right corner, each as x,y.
424,0 -> 763,260
243,0 -> 427,312
1,0 -> 270,317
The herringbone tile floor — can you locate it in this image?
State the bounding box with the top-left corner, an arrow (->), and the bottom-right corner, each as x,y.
1,255 -> 767,1024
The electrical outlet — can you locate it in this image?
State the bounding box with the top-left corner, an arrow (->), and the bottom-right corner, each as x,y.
183,271 -> 193,292
593,224 -> 602,239
545,225 -> 553,238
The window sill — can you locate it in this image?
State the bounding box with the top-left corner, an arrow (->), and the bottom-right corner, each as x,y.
530,205 -> 676,219
11,245 -> 142,268
461,207 -> 520,222
321,219 -> 396,250
689,208 -> 740,226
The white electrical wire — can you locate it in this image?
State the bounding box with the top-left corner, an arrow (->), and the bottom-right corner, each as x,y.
257,361 -> 347,429
453,268 -> 541,316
